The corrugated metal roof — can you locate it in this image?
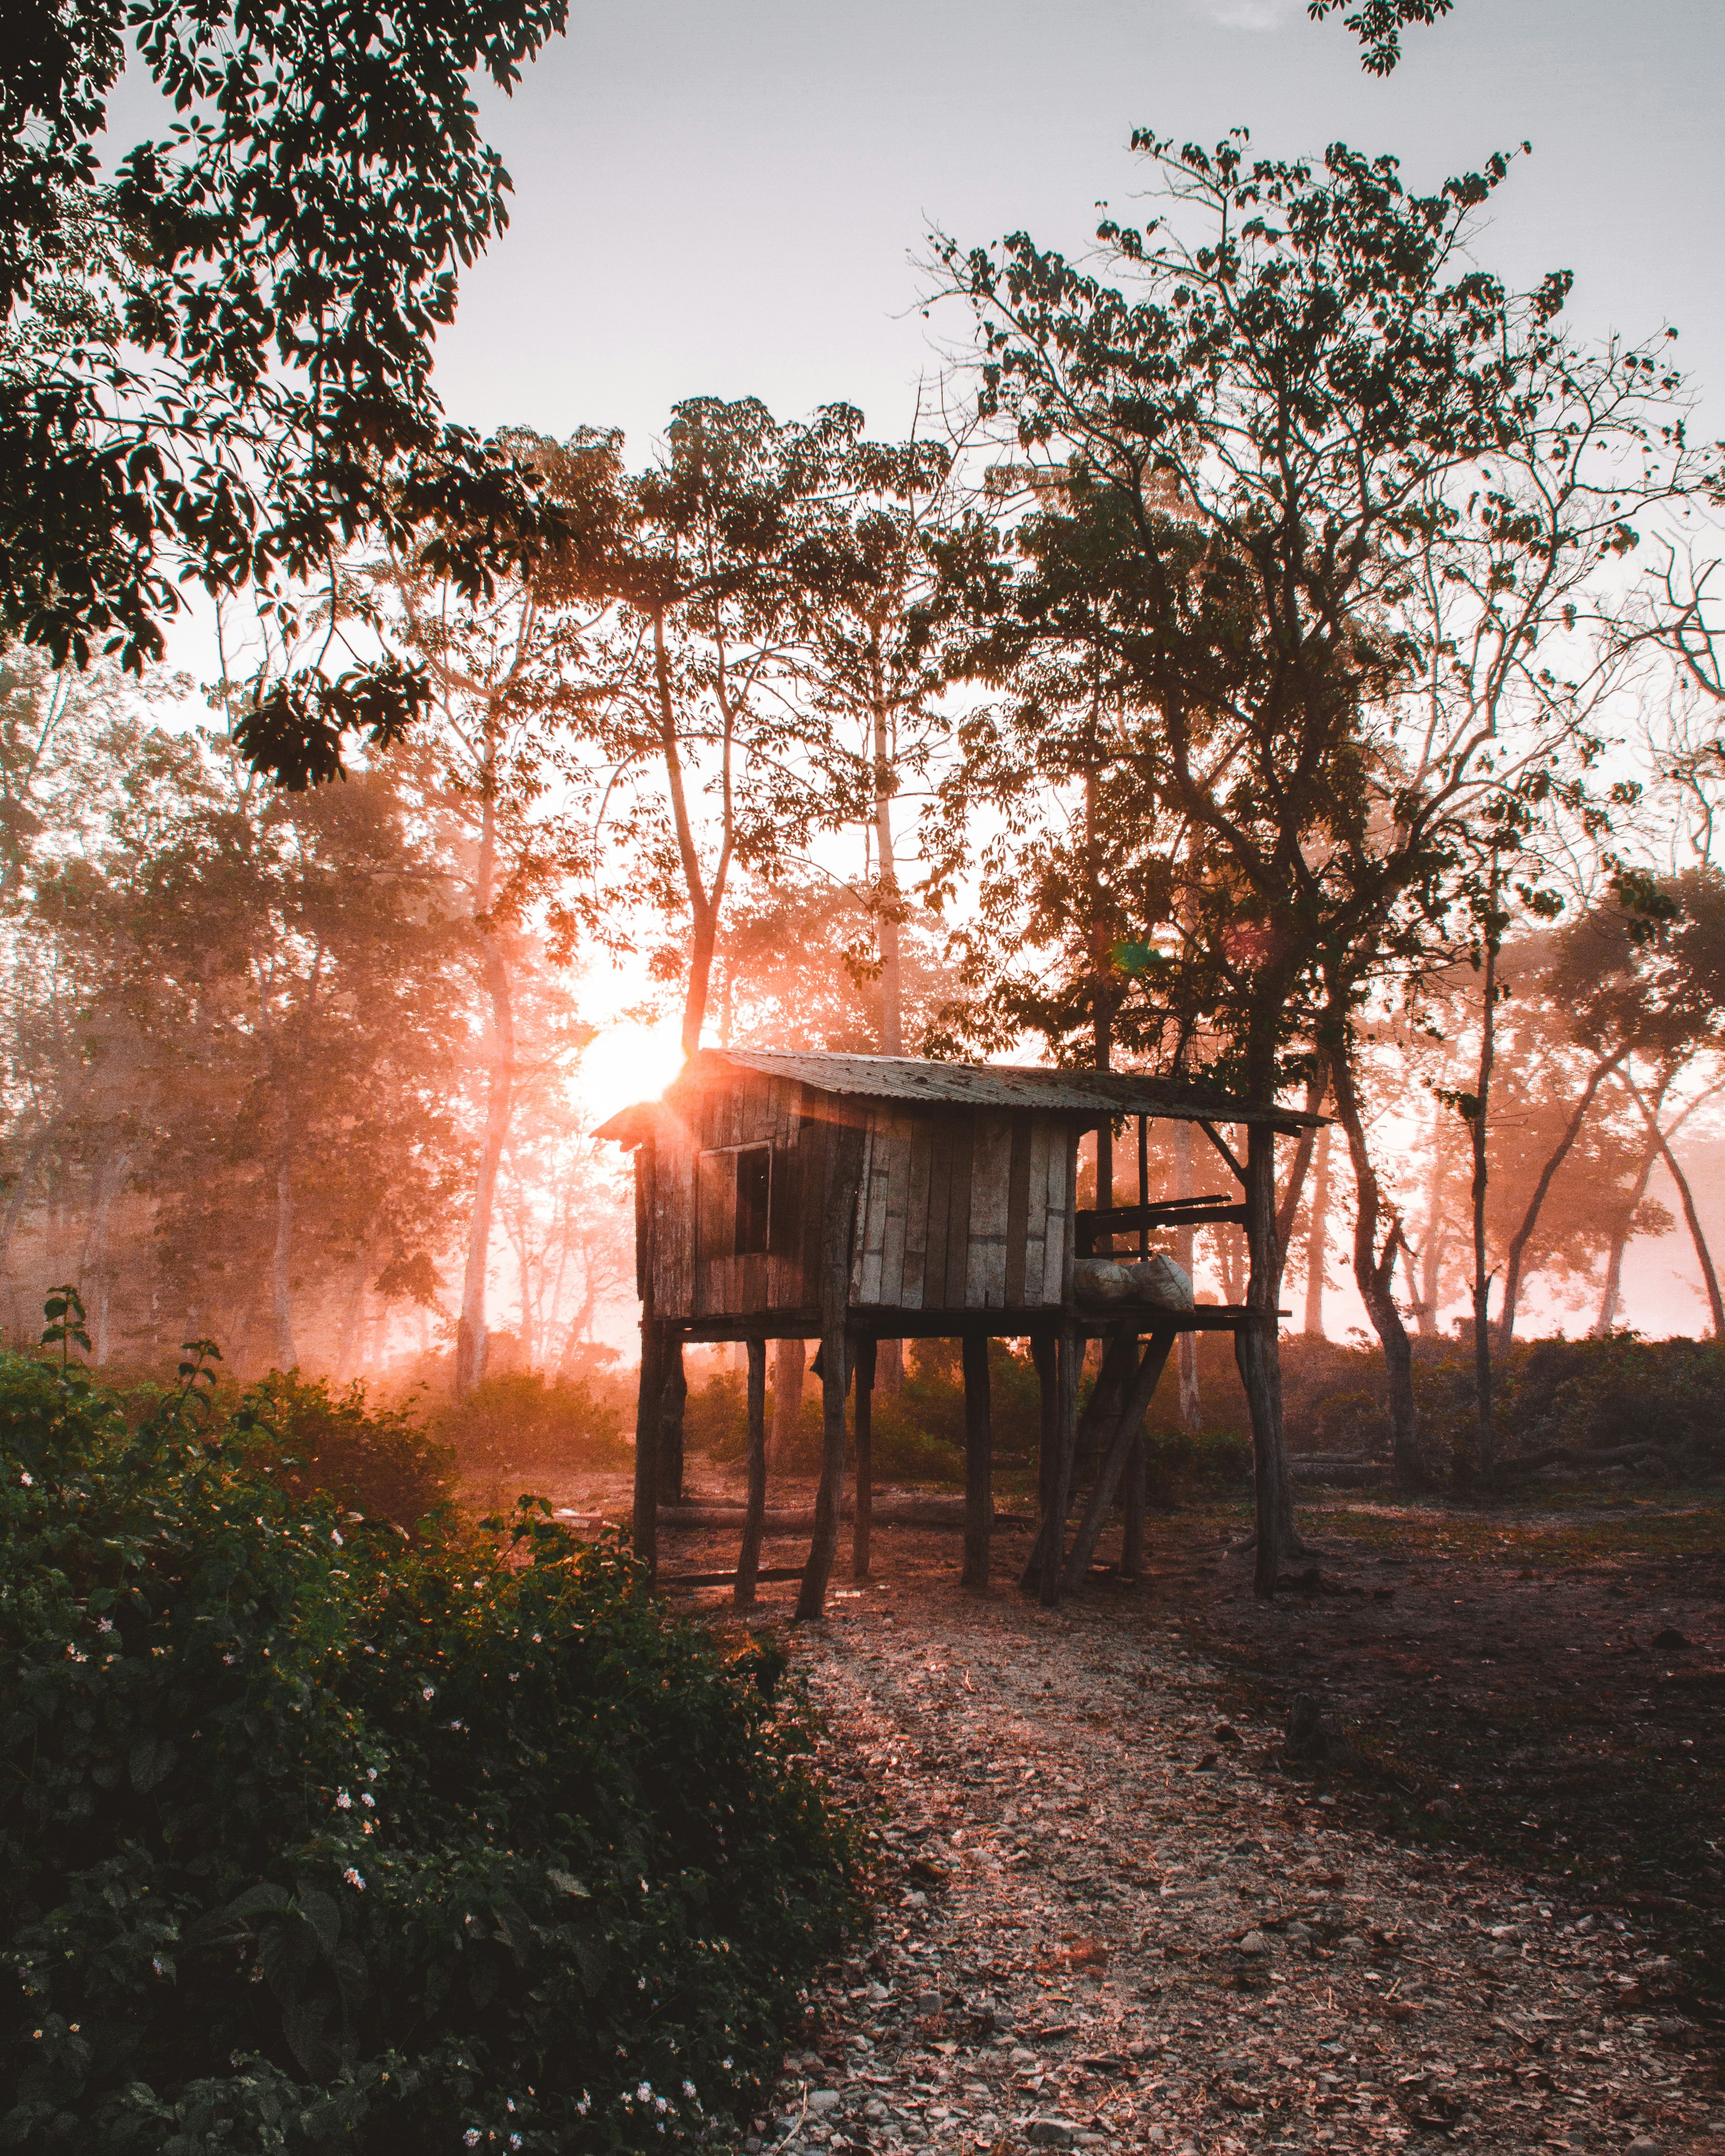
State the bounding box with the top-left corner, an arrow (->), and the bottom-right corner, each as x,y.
654,1048 -> 1323,1128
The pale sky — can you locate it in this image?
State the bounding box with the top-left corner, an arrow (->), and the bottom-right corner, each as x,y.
422,0 -> 1725,461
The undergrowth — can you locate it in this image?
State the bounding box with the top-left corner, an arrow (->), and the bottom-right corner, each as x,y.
1,1296 -> 858,2153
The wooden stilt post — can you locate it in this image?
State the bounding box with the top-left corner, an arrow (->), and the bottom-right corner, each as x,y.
797,1116 -> 866,1621
1238,1119 -> 1290,1599
735,1335 -> 768,1608
1032,1327 -> 1057,1512
1040,1319 -> 1080,1607
659,1338 -> 688,1504
961,1329 -> 993,1590
1024,1324 -> 1137,1591
852,1335 -> 877,1581
1061,1324 -> 1176,1593
632,1318 -> 663,1590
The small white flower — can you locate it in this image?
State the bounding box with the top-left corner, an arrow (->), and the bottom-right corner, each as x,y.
637,2083 -> 652,2103
366,1767 -> 378,1781
682,2080 -> 696,2098
576,2093 -> 591,2117
509,2140 -> 522,2151
464,2134 -> 480,2148
65,1646 -> 86,1662
531,1633 -> 541,1643
655,2096 -> 668,2114
334,1791 -> 353,1811
19,1471 -> 31,1487
222,1653 -> 236,1665
422,1686 -> 435,1701
342,1868 -> 366,1891
360,1792 -> 375,1808
722,2057 -> 733,2071
331,1529 -> 344,1546
151,1958 -> 165,1976
96,1618 -> 112,1633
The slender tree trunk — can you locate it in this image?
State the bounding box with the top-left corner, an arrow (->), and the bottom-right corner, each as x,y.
1331,1042 -> 1420,1488
1416,1120 -> 1447,1337
458,767 -> 515,1398
1173,1120 -> 1201,1433
1238,1118 -> 1292,1599
1085,768 -> 1114,1235
335,1239 -> 370,1378
1302,1125 -> 1331,1337
272,1154 -> 298,1370
1595,1128 -> 1660,1336
1497,1043 -> 1630,1350
1625,1073 -> 1725,1336
872,656 -> 904,1057
81,1146 -> 127,1367
1470,907 -> 1499,1480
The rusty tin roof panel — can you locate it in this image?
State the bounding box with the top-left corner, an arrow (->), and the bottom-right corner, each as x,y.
656,1048 -> 1323,1127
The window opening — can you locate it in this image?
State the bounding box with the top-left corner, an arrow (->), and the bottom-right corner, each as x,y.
697,1144 -> 772,1261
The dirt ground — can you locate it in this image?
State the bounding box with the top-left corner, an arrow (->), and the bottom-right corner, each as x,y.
532,1466 -> 1725,2156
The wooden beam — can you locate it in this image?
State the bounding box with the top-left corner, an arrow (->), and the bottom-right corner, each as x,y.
852,1335 -> 878,1582
1038,1320 -> 1081,1607
734,1336 -> 768,1609
961,1330 -> 992,1589
1060,1325 -> 1177,1593
1023,1321 -> 1138,1592
796,1117 -> 867,1621
631,1319 -> 663,1591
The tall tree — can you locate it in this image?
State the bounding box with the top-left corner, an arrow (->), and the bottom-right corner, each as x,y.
3,0 -> 572,781
933,130 -> 1700,1586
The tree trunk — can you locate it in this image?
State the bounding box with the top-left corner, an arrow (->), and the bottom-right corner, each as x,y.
1415,1120 -> 1447,1337
1624,1072 -> 1725,1337
1331,1043 -> 1420,1489
1173,1120 -> 1201,1432
1595,1127 -> 1660,1336
875,1336 -> 903,1395
1497,1043 -> 1629,1350
80,1146 -> 128,1368
1303,1124 -> 1331,1336
458,781 -> 515,1399
1470,908 -> 1499,1480
272,1155 -> 298,1370
1239,1120 -> 1292,1598
772,1337 -> 806,1466
873,664 -> 904,1056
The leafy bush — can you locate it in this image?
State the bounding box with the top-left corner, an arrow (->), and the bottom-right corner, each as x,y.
435,1369 -> 632,1500
244,1368 -> 456,1530
1,1309 -> 858,2153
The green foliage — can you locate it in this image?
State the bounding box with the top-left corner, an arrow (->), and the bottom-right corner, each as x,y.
434,1369 -> 631,1492
0,1307 -> 857,2152
243,1370 -> 456,1533
2,0 -> 576,779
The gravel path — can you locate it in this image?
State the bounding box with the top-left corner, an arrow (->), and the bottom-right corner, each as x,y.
750,1571 -> 1718,2156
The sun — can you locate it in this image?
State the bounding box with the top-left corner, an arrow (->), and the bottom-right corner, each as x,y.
578,1017 -> 687,1127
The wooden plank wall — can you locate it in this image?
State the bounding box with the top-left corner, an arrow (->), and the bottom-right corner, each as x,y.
851,1104 -> 1070,1312
651,1080 -> 1077,1321
653,1073 -> 828,1319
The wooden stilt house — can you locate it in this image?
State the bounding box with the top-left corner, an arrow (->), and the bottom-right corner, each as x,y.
597,1049 -> 1322,1618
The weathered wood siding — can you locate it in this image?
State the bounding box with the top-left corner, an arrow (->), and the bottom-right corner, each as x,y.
849,1104 -> 1069,1312
649,1077 -> 1076,1321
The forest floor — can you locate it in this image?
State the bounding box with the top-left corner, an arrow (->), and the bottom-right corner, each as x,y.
538,1469 -> 1725,2156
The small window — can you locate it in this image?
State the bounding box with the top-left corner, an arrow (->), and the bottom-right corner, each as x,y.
697,1144 -> 772,1261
